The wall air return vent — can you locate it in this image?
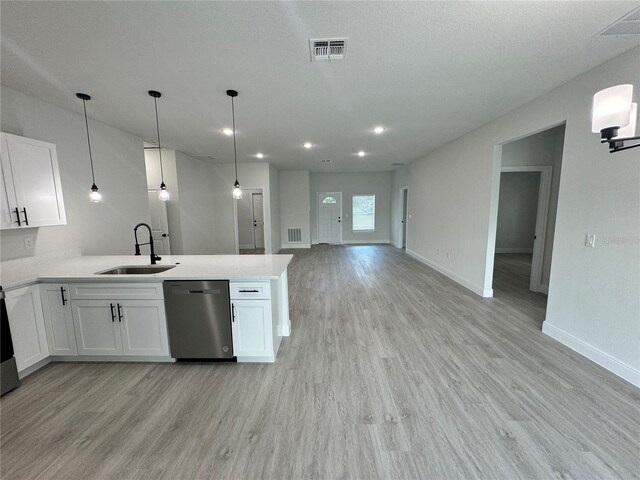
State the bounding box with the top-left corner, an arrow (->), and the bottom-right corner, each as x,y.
596,6 -> 640,36
287,228 -> 303,243
310,38 -> 348,61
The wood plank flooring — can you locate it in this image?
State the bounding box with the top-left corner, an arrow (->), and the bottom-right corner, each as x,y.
1,245 -> 638,479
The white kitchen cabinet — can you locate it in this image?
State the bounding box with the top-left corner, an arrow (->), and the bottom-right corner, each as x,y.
72,300 -> 123,356
0,132 -> 66,229
40,284 -> 77,355
119,300 -> 169,356
5,285 -> 49,372
231,299 -> 273,359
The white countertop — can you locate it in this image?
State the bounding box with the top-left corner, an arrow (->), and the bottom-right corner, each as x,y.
2,254 -> 293,290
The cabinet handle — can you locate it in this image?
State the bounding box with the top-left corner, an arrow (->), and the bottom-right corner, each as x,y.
231,303 -> 235,322
117,303 -> 123,323
110,303 -> 116,322
21,207 -> 29,226
13,207 -> 21,226
238,289 -> 259,293
60,286 -> 67,306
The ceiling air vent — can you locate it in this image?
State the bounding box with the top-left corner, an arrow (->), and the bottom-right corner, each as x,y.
596,6 -> 640,37
310,38 -> 348,62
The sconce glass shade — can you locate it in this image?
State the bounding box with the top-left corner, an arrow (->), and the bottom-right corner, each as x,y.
614,103 -> 637,139
232,180 -> 243,199
89,184 -> 102,203
592,84 -> 633,133
159,182 -> 170,202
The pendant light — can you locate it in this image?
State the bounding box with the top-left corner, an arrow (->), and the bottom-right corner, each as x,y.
149,90 -> 170,201
227,89 -> 242,199
76,93 -> 102,203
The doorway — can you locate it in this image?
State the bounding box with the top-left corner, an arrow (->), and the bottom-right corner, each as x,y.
401,187 -> 408,249
317,192 -> 342,244
147,189 -> 171,255
237,189 -> 265,254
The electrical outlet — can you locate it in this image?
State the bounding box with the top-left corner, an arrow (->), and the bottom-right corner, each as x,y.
446,252 -> 451,259
24,237 -> 34,249
585,234 -> 596,248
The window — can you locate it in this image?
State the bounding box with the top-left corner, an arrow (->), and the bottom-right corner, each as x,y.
322,196 -> 337,204
352,195 -> 375,231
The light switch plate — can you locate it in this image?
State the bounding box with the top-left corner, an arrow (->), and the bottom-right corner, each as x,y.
585,234 -> 596,248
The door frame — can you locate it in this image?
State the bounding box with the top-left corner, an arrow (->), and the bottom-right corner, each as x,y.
251,191 -> 265,249
498,166 -> 553,293
317,192 -> 343,244
233,187 -> 264,254
399,186 -> 409,249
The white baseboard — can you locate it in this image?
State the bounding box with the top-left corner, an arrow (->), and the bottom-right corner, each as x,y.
239,244 -> 254,250
540,283 -> 549,295
391,240 -> 403,248
495,248 -> 533,254
280,243 -> 311,249
53,355 -> 175,363
237,356 -> 275,363
18,357 -> 51,379
406,249 -> 491,297
278,323 -> 291,336
542,322 -> 640,387
272,247 -> 282,254
341,239 -> 390,245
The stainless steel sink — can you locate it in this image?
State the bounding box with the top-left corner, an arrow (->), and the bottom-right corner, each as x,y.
96,265 -> 176,275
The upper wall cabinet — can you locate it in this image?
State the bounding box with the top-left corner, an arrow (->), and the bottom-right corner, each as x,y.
0,132 -> 67,229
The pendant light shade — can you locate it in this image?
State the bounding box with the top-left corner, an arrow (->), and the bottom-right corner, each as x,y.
591,84 -> 633,137
76,93 -> 102,203
227,89 -> 242,200
149,90 -> 169,201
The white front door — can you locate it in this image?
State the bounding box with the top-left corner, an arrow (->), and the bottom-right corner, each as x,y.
318,192 -> 341,244
252,192 -> 265,249
148,190 -> 171,255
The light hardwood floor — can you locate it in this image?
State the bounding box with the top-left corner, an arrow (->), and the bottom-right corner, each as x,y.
1,246 -> 638,479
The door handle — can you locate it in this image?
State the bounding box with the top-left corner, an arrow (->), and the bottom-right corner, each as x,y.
60,286 -> 67,306
162,233 -> 168,237
231,303 -> 235,322
21,207 -> 29,226
117,303 -> 123,323
110,303 -> 116,322
13,207 -> 21,226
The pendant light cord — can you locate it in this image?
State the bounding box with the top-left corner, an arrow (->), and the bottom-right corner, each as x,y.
153,96 -> 165,184
82,99 -> 96,185
231,96 -> 238,180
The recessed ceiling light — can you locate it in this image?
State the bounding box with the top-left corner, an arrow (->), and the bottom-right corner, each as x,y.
303,142 -> 313,149
256,152 -> 264,159
357,151 -> 366,157
373,126 -> 385,134
222,128 -> 233,136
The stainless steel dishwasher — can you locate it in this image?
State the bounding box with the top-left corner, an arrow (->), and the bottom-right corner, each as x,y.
163,280 -> 234,359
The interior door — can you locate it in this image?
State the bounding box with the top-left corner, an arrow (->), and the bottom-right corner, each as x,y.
318,192 -> 341,244
147,190 -> 171,255
252,193 -> 265,249
5,133 -> 66,227
402,189 -> 408,248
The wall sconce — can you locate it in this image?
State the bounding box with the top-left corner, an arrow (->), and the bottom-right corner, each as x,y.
592,84 -> 639,153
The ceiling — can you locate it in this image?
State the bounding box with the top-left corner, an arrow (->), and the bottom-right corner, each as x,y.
2,1 -> 639,173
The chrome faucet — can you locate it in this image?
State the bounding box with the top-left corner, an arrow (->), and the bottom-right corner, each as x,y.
134,223 -> 161,265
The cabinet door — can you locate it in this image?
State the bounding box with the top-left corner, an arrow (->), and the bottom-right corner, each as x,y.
3,133 -> 66,227
118,300 -> 169,356
231,300 -> 273,358
71,300 -> 122,356
0,133 -> 19,229
40,284 -> 77,356
5,285 -> 49,372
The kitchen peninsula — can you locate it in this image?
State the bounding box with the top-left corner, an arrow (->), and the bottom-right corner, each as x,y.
2,254 -> 293,377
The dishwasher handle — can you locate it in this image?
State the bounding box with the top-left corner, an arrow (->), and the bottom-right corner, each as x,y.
188,289 -> 222,295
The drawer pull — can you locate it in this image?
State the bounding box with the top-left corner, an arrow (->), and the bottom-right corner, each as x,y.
110,303 -> 116,322
238,289 -> 259,293
60,286 -> 67,306
13,207 -> 21,226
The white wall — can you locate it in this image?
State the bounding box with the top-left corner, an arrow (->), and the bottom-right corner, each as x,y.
268,164 -> 281,253
501,124 -> 565,286
1,86 -> 150,261
390,166 -> 409,248
404,47 -> 639,384
210,162 -> 274,254
495,172 -> 539,253
310,172 -> 391,244
279,170 -> 311,248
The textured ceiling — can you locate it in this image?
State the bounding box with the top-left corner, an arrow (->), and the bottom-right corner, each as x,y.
1,1 -> 639,172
